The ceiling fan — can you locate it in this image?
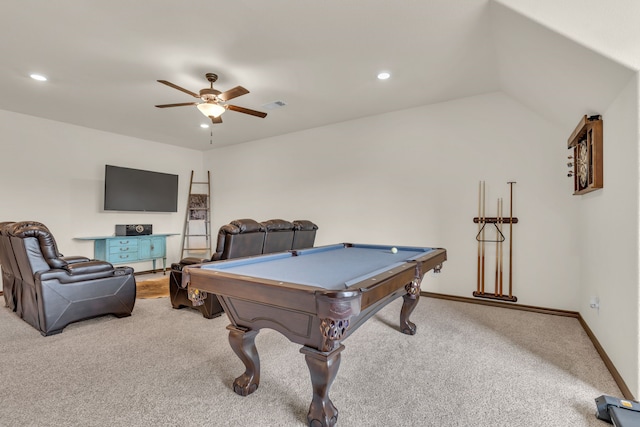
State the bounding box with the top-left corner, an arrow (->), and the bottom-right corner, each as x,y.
155,73 -> 267,124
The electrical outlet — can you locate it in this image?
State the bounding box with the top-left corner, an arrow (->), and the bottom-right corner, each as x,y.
590,296 -> 600,309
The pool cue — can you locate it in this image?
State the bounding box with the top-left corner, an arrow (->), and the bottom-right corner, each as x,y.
508,182 -> 516,298
498,198 -> 504,296
494,198 -> 499,296
481,181 -> 486,294
477,181 -> 482,293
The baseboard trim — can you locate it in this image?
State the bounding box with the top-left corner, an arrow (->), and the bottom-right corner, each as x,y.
422,291 -> 635,400
576,315 -> 635,400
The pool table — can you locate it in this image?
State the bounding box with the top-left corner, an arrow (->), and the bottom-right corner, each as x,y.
183,243 -> 446,427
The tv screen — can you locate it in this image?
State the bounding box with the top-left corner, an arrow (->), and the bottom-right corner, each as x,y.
104,165 -> 178,212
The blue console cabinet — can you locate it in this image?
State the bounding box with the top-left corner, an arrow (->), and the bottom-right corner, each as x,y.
75,234 -> 178,273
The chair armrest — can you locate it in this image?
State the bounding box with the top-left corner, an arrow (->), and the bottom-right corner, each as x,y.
172,257 -> 208,271
61,255 -> 92,264
37,261 -> 115,283
181,257 -> 207,265
65,260 -> 113,275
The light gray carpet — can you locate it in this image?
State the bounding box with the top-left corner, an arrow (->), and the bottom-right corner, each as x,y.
0,296 -> 620,426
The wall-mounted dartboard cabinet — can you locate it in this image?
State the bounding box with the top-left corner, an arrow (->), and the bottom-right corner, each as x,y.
568,115 -> 603,195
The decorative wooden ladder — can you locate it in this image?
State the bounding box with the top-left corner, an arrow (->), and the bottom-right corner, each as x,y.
180,171 -> 212,259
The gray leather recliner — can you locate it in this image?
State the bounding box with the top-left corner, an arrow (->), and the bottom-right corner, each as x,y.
0,221 -> 18,311
169,218 -> 266,318
168,218 -> 318,319
292,220 -> 319,250
261,219 -> 295,253
3,221 -> 136,336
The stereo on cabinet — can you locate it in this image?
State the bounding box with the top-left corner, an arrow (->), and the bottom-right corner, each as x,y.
115,224 -> 152,236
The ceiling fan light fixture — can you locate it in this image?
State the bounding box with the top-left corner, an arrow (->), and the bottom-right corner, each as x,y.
197,102 -> 226,118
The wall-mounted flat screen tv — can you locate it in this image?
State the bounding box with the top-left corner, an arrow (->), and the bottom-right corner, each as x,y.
104,165 -> 178,212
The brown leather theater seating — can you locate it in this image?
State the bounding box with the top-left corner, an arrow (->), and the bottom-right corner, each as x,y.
0,221 -> 136,336
169,218 -> 318,318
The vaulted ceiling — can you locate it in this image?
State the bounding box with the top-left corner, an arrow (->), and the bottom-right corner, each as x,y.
0,1 -> 634,151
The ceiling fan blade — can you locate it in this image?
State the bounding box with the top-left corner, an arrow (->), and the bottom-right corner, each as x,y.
218,86 -> 249,101
210,116 -> 223,124
227,104 -> 267,118
155,102 -> 198,108
157,80 -> 199,98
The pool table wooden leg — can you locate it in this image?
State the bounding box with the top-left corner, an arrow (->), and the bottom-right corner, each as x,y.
400,279 -> 421,335
227,325 -> 260,396
301,345 -> 344,427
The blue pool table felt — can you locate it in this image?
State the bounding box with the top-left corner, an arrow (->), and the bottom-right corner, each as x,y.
200,244 -> 435,290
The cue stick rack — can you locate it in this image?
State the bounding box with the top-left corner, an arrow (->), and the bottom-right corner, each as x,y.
473,181 -> 518,302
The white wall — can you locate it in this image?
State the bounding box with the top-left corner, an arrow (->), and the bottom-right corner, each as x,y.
0,109 -> 203,271
577,75 -> 640,396
204,91 -> 578,309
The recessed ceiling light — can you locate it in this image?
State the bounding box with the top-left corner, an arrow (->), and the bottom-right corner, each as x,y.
200,123 -> 210,128
30,74 -> 47,82
377,72 -> 391,80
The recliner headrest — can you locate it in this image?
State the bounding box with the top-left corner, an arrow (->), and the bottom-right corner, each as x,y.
261,219 -> 294,231
230,219 -> 265,233
0,221 -> 15,235
8,220 -> 49,234
8,222 -> 66,269
293,220 -> 318,231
